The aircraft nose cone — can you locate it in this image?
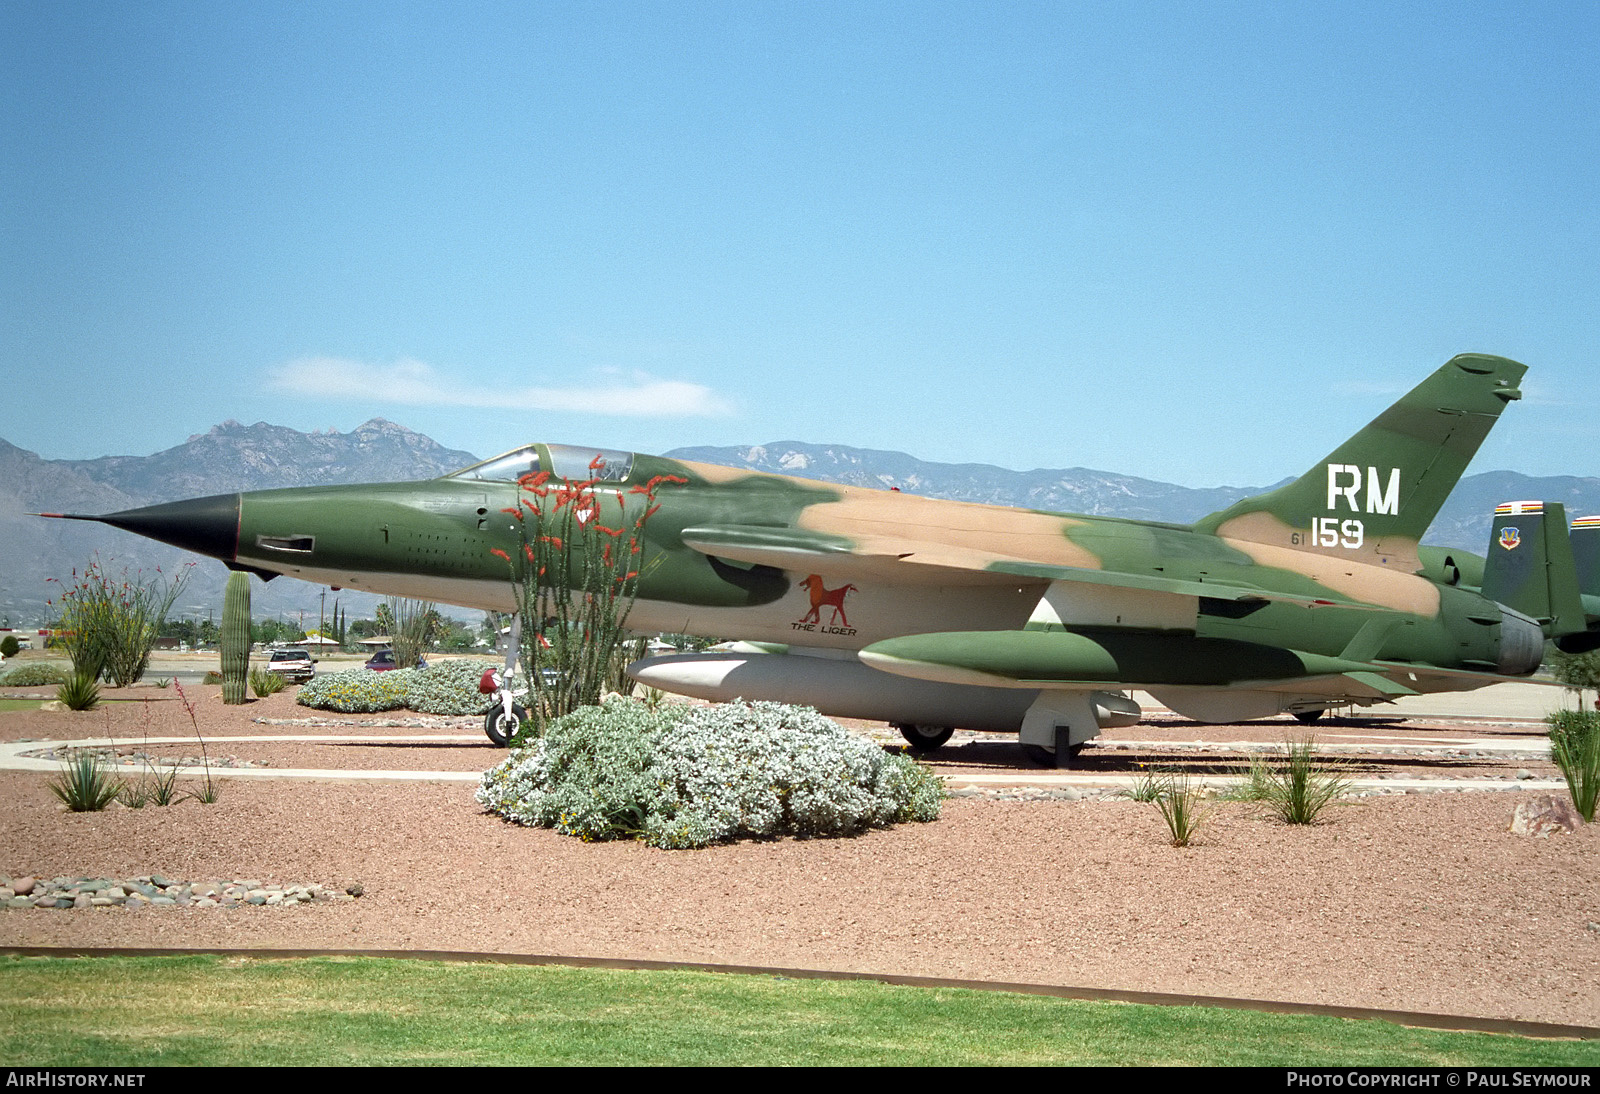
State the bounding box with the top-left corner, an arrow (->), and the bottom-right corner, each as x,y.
89,493 -> 241,561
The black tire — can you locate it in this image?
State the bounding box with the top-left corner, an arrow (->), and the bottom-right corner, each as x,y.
896,723 -> 954,752
1020,741 -> 1084,767
484,702 -> 527,747
1292,709 -> 1326,725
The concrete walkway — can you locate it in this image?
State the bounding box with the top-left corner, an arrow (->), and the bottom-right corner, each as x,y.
1,733 -> 1568,794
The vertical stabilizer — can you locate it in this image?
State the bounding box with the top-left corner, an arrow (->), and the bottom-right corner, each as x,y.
1195,353 -> 1525,570
1481,501 -> 1585,638
1570,515 -> 1600,597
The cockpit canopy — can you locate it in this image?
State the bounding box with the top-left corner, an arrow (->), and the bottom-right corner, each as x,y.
444,444 -> 635,484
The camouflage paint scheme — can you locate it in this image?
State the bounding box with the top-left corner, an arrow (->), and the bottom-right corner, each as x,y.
47,353 -> 1596,761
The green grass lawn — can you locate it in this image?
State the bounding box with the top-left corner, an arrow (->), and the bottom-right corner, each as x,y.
1,955 -> 1594,1066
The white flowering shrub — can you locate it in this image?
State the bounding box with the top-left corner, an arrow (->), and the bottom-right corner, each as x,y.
476,698 -> 943,849
477,697 -> 682,841
405,659 -> 500,715
296,668 -> 412,713
298,660 -> 508,715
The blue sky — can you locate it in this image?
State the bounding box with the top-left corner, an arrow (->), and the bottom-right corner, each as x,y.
4,1 -> 1596,488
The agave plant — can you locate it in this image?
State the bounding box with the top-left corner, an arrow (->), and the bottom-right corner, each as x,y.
55,672 -> 101,711
250,667 -> 287,698
50,749 -> 121,812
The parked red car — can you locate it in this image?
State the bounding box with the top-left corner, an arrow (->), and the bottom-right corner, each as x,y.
364,649 -> 427,671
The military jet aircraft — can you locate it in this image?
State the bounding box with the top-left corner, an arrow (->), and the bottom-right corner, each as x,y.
40,353 -> 1592,763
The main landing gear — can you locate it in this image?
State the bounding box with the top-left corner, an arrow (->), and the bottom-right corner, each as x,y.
894,723 -> 954,753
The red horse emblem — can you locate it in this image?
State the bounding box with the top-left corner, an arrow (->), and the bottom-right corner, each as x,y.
799,574 -> 856,627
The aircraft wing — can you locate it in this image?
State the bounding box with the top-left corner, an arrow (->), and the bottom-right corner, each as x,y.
680,523 -> 1388,609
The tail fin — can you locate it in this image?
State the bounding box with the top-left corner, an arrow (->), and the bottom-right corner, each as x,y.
1570,514 -> 1600,597
1195,353 -> 1526,570
1481,501 -> 1585,640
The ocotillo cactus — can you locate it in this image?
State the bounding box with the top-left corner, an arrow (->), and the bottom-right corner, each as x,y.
220,572 -> 251,704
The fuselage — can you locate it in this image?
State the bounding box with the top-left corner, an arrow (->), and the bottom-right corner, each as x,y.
153,443 -> 1532,683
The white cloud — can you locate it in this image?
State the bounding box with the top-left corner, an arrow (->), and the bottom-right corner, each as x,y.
272,357 -> 735,418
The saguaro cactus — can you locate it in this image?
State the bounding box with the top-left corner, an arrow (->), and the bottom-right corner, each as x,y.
220,572 -> 251,704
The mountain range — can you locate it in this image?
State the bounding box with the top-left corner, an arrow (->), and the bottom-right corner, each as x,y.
3,423 -> 1596,626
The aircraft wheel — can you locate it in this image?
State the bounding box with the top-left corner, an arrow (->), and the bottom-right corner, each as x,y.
896,723 -> 954,752
484,702 -> 527,747
1020,742 -> 1083,767
1292,709 -> 1326,725
1024,738 -> 1088,764
1021,743 -> 1054,766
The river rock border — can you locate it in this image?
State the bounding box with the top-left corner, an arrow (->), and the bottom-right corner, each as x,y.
3,874 -> 363,910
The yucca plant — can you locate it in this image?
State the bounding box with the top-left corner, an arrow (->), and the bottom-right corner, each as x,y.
50,749 -> 121,812
56,671 -> 101,711
173,680 -> 220,805
116,778 -> 152,808
1261,737 -> 1351,825
148,762 -> 182,806
250,667 -> 287,698
1548,710 -> 1599,822
1124,768 -> 1167,803
1218,753 -> 1277,803
1151,775 -> 1211,847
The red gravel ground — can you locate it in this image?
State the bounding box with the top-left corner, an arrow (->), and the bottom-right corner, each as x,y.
2,684 -> 1597,1028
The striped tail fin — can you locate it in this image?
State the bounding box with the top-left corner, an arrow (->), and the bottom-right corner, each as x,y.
1195,353 -> 1526,571
1481,501 -> 1586,643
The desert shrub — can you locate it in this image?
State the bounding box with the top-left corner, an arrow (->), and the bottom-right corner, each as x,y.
1548,710 -> 1599,822
1548,649 -> 1600,711
202,671 -> 223,685
249,668 -> 287,698
294,661 -> 500,715
49,750 -> 120,812
0,662 -> 70,687
1260,738 -> 1350,825
296,668 -> 412,713
404,659 -> 499,715
1149,775 -> 1211,847
120,759 -> 181,809
49,558 -> 189,686
477,697 -> 685,841
56,672 -> 101,711
1217,753 -> 1277,803
387,597 -> 437,676
478,698 -> 944,849
1125,769 -> 1167,802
